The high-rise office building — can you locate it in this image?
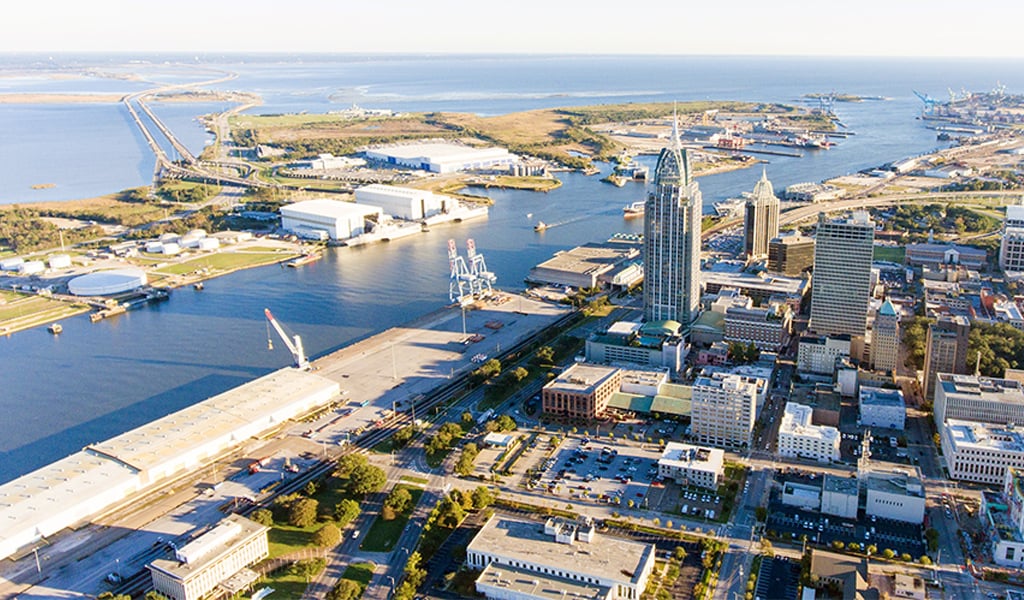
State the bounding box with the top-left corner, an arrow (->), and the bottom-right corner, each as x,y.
809,212 -> 875,337
743,170 -> 780,260
643,112 -> 702,326
871,299 -> 900,372
1000,202 -> 1024,273
768,231 -> 815,276
923,315 -> 971,401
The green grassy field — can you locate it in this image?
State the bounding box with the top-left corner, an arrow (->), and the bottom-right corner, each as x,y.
153,251 -> 293,275
267,524 -> 318,560
341,562 -> 375,588
0,293 -> 91,333
873,245 -> 906,263
360,485 -> 424,552
249,569 -> 310,598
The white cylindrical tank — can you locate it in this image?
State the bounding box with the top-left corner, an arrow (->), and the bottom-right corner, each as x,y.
145,242 -> 164,254
19,261 -> 45,275
161,243 -> 181,255
159,233 -> 180,244
187,229 -> 207,238
179,235 -> 202,248
48,254 -> 72,269
197,238 -> 220,251
0,257 -> 24,271
68,269 -> 147,295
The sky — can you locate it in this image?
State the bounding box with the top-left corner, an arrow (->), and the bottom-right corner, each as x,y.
2,0 -> 1023,57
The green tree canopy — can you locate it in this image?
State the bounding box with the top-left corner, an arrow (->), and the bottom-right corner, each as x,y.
348,464 -> 387,496
335,498 -> 361,526
288,497 -> 320,528
313,523 -> 341,548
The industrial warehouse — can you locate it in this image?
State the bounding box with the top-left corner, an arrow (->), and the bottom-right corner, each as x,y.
0,368 -> 339,562
364,141 -> 515,173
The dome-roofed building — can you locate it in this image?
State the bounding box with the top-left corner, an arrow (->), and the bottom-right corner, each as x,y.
68,269 -> 147,296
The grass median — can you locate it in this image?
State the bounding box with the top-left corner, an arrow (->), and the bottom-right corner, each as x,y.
360,485 -> 424,553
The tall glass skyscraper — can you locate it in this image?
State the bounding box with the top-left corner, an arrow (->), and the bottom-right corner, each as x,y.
809,211 -> 875,337
643,115 -> 702,326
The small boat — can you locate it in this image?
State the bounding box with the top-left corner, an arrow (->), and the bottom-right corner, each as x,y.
526,213 -> 533,219
534,221 -> 548,232
48,323 -> 63,334
285,252 -> 323,268
193,282 -> 204,290
623,201 -> 645,218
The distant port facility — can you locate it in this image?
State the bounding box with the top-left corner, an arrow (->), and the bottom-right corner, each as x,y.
365,141 -> 515,173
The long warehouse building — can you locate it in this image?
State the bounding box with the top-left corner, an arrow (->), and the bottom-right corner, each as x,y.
0,368 -> 339,561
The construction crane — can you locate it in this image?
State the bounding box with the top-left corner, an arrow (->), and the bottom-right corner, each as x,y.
913,90 -> 939,116
265,308 -> 309,370
447,238 -> 475,304
466,238 -> 497,296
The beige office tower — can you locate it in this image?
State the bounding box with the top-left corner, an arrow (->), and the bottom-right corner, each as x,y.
743,169 -> 780,260
809,211 -> 875,337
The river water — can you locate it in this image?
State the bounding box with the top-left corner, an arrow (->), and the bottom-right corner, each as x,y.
0,54 -> 1021,482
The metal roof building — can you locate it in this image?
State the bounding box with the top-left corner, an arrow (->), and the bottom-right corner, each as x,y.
0,368 -> 339,561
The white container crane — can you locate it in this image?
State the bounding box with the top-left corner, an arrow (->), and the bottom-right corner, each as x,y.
264,308 -> 309,370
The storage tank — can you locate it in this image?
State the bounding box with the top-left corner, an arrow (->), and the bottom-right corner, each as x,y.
0,257 -> 24,271
145,242 -> 164,254
48,254 -> 72,269
68,269 -> 147,296
19,261 -> 45,275
179,234 -> 202,249
197,238 -> 220,251
161,243 -> 181,256
159,233 -> 180,244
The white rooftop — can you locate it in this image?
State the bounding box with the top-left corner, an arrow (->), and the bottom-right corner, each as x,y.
467,516 -> 654,587
280,199 -> 382,219
89,369 -> 339,472
780,402 -> 840,443
659,442 -> 724,473
945,419 -> 1024,454
370,142 -> 510,162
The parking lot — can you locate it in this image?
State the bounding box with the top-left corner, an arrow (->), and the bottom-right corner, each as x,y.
519,434 -> 732,525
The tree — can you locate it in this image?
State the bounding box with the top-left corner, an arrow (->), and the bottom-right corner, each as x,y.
866,544 -> 878,556
335,498 -> 361,526
456,443 -> 480,476
437,496 -> 466,528
831,540 -> 845,551
673,546 -> 688,561
382,505 -> 397,521
328,579 -> 363,600
754,506 -> 768,522
144,594 -> 169,600
495,414 -> 518,432
288,498 -> 320,528
292,557 -> 327,580
847,542 -> 861,552
881,548 -> 896,559
251,508 -> 274,526
336,453 -> 368,478
98,595 -> 132,600
920,555 -> 933,565
385,487 -> 414,514
348,464 -> 387,496
901,316 -> 933,369
535,346 -> 555,364
392,425 -> 415,449
314,523 -> 341,548
305,480 -> 318,496
900,553 -> 912,562
471,485 -> 496,509
968,322 -> 1024,377
461,411 -> 476,430
925,527 -> 940,553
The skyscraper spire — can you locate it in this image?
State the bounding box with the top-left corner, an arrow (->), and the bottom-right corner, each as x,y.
671,102 -> 681,151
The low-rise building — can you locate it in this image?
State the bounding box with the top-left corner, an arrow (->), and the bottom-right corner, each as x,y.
905,242 -> 988,271
797,334 -> 851,375
941,419 -> 1024,485
821,474 -> 859,519
585,320 -> 687,376
777,402 -> 840,463
701,266 -> 808,311
467,515 -> 656,600
657,443 -> 724,490
723,302 -> 792,352
365,141 -> 515,173
858,386 -> 906,431
529,241 -> 642,290
781,480 -> 821,511
934,373 -> 1024,429
148,514 -> 268,600
983,468 -> 1024,568
541,364 -> 622,420
863,467 -> 926,524
354,184 -> 447,220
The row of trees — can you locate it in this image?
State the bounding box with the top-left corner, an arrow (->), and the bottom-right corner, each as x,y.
903,318 -> 1024,377
425,421 -> 465,457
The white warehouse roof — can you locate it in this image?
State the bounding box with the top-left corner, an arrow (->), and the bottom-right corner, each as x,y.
280,199 -> 381,220
0,368 -> 339,561
68,269 -> 147,296
370,142 -> 510,163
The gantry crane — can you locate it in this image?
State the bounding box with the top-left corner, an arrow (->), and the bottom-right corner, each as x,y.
265,308 -> 309,370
